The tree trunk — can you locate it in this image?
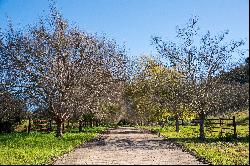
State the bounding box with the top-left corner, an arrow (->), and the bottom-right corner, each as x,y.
79,120 -> 83,132
67,120 -> 70,128
90,119 -> 93,128
175,114 -> 180,132
62,122 -> 65,133
56,120 -> 63,137
199,111 -> 205,141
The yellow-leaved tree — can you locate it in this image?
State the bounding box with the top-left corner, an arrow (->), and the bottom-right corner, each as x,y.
125,56 -> 194,130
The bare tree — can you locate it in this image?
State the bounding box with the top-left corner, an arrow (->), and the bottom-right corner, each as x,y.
152,16 -> 248,140
0,7 -> 128,137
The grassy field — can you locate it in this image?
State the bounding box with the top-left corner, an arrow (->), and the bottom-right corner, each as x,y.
0,126 -> 107,165
139,110 -> 249,165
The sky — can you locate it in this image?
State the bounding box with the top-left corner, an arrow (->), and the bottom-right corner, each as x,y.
0,0 -> 249,61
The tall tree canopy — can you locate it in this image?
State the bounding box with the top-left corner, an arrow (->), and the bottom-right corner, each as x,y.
0,7 -> 128,137
152,16 -> 249,140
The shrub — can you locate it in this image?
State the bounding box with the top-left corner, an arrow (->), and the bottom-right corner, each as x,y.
0,89 -> 27,133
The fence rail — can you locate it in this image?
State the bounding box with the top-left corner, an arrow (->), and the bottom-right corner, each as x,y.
29,119 -> 50,132
180,116 -> 237,137
27,118 -> 100,134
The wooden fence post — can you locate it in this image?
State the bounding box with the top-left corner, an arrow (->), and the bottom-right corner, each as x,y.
27,117 -> 31,134
219,118 -> 222,126
233,116 -> 237,138
49,120 -> 52,132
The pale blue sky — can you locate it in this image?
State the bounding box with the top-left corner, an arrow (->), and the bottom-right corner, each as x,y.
0,0 -> 249,60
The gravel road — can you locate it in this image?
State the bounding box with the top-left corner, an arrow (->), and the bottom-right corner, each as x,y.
53,127 -> 207,165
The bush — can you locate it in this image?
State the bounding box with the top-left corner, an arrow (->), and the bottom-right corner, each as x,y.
0,89 -> 27,133
117,119 -> 131,126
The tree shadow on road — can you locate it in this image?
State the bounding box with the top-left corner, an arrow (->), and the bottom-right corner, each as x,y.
82,128 -> 179,150
79,127 -> 211,165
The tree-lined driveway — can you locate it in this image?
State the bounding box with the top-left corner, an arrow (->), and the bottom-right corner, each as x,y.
53,127 -> 206,165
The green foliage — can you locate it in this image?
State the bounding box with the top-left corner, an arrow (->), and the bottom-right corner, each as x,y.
225,109 -> 249,124
117,119 -> 130,126
219,57 -> 249,85
14,119 -> 29,132
81,113 -> 96,122
99,102 -> 122,125
125,56 -> 193,126
0,126 -> 107,165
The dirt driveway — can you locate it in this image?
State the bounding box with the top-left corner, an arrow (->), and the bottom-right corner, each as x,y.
53,127 -> 207,165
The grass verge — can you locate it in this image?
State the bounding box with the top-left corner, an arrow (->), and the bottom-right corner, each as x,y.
139,110 -> 249,165
0,126 -> 107,165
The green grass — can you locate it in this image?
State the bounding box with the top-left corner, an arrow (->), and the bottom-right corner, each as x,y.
138,110 -> 249,165
0,126 -> 107,165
